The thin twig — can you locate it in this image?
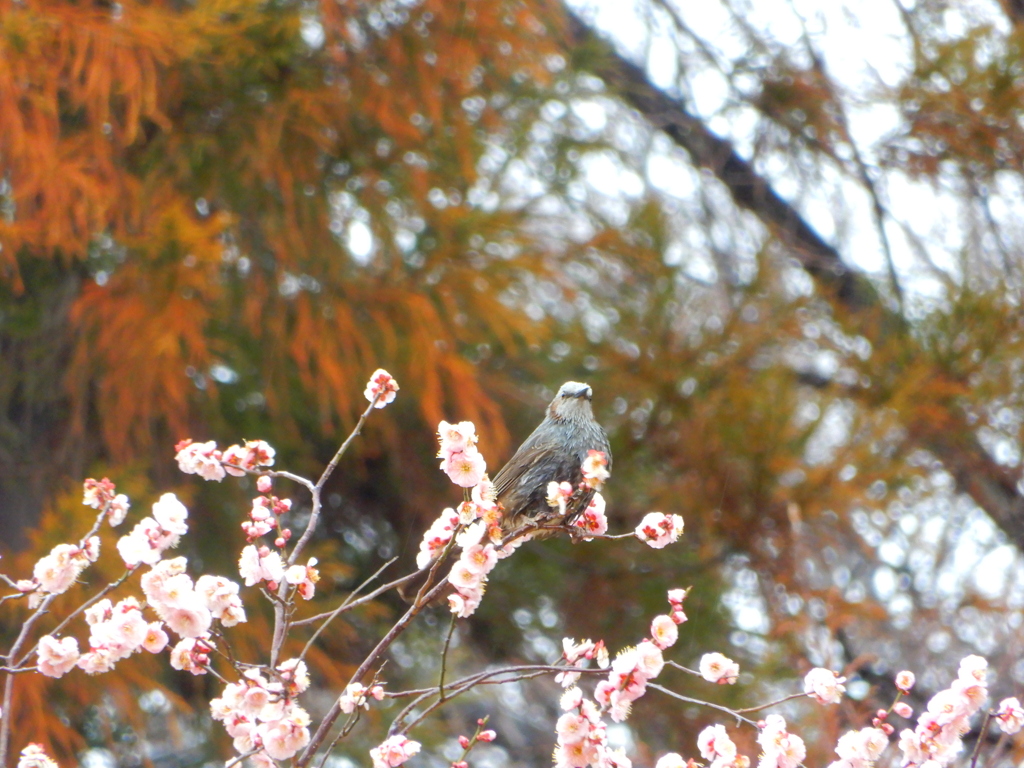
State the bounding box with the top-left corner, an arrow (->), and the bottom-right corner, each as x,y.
298,558 -> 399,660
969,711 -> 993,768
648,683 -> 759,728
438,615 -> 458,701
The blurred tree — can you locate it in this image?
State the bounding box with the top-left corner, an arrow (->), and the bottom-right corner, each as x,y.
6,0 -> 1024,765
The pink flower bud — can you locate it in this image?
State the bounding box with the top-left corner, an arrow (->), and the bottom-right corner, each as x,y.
282,529 -> 292,539
275,538 -> 286,548
876,709 -> 888,719
452,762 -> 468,768
477,730 -> 496,742
458,736 -> 470,749
881,723 -> 894,735
477,718 -> 487,726
257,476 -> 272,492
893,702 -> 913,718
266,580 -> 279,591
258,546 -> 271,557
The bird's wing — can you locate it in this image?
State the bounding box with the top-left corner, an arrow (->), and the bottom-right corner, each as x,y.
491,440 -> 559,499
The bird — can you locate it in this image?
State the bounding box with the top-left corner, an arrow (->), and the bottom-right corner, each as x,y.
492,381 -> 611,531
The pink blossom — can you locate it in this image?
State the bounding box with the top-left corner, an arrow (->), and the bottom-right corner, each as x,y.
416,508 -> 460,568
758,715 -> 805,768
238,545 -> 285,586
556,713 -> 591,745
339,683 -> 373,713
581,450 -> 610,490
195,574 -> 242,617
17,744 -> 58,768
139,557 -> 188,604
667,588 -> 688,605
893,702 -> 913,719
260,706 -> 311,760
221,440 -> 277,475
560,687 -> 583,710
635,512 -> 684,549
365,369 -> 399,408
654,754 -> 686,768
143,622 -> 169,653
546,481 -> 574,516
117,515 -> 181,567
449,560 -> 484,592
152,493 -> 188,535
635,641 -> 665,678
804,667 -> 846,705
554,740 -> 597,768
833,727 -> 888,765
83,477 -> 116,509
284,559 -> 320,600
163,605 -> 213,638
958,655 -> 987,684
650,615 -> 678,649
83,536 -> 101,562
996,697 -> 1024,735
33,543 -> 89,595
437,420 -> 478,455
278,658 -> 310,694
699,653 -> 739,685
370,735 -> 421,768
169,637 -> 211,674
174,440 -> 226,481
698,724 -> 738,763
895,670 -> 915,693
443,447 -> 487,488
106,494 -> 130,526
573,493 -> 608,540
448,590 -> 483,618
461,544 -> 498,575
77,648 -> 115,675
37,635 -> 80,678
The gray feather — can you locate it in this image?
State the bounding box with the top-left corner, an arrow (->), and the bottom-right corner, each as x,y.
492,381 -> 611,529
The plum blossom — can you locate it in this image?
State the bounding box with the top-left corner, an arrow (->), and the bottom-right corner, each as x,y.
117,494 -> 189,567
169,636 -> 212,675
650,615 -> 678,649
895,670 -> 915,693
581,450 -> 610,490
17,744 -> 58,768
699,724 -> 746,768
371,735 -> 421,768
556,638 -> 609,687
893,702 -> 913,719
416,507 -> 460,569
699,653 -> 739,685
804,667 -> 846,705
239,545 -> 285,587
654,755 -> 686,768
757,715 -> 806,768
546,481 -> 574,516
339,682 -> 384,713
573,493 -> 608,540
219,439 -> 276,478
196,574 -> 248,625
174,440 -> 226,482
437,419 -> 486,487
33,543 -> 91,595
365,369 -> 399,408
443,448 -> 487,488
284,558 -> 320,600
83,478 -> 129,525
152,493 -> 188,535
437,421 -> 477,453
996,697 -> 1024,734
635,512 -> 684,549
897,654 -> 990,767
143,622 -> 169,653
828,727 -> 888,768
260,706 -> 311,760
36,635 -> 80,678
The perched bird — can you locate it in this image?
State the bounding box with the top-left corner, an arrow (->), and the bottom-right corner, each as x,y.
492,381 -> 611,531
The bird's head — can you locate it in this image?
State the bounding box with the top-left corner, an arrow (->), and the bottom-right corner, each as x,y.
548,381 -> 594,421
